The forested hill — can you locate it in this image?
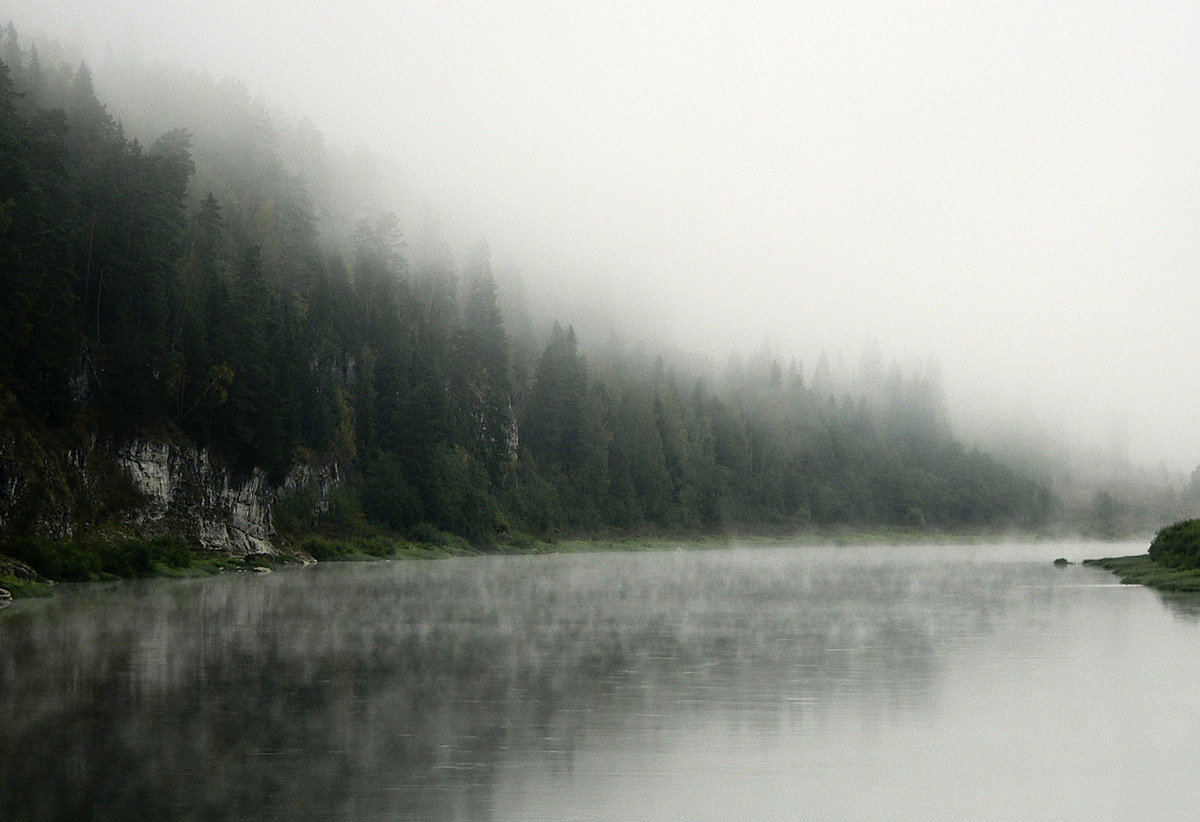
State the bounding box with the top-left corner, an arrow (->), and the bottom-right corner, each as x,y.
0,29 -> 1055,548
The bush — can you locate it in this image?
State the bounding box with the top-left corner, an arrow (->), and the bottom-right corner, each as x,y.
298,536 -> 359,562
362,455 -> 423,530
0,535 -> 193,581
1,536 -> 101,581
354,536 -> 401,558
275,487 -> 318,535
407,523 -> 471,552
0,576 -> 52,597
423,446 -> 500,547
1148,519 -> 1200,570
324,486 -> 365,532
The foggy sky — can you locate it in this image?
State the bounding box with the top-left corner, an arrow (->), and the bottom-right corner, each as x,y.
7,1 -> 1200,473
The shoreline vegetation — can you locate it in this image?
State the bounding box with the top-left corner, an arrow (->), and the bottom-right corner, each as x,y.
1082,555 -> 1200,593
0,526 -> 1140,603
1084,519 -> 1200,593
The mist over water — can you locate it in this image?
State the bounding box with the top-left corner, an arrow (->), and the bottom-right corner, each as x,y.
4,545 -> 1200,820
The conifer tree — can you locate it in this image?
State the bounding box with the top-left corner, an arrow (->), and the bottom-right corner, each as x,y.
523,323 -> 588,475
457,241 -> 514,483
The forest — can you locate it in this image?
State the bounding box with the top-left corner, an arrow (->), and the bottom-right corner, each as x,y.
0,25 -> 1069,555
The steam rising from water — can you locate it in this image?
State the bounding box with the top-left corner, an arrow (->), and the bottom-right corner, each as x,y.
2,543 -> 1179,819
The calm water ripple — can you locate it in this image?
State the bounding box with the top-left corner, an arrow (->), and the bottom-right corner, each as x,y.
2,541 -> 1200,821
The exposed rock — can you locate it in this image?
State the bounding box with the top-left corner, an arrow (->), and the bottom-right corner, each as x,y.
117,441 -> 276,557
1,428 -> 342,558
0,588 -> 11,608
0,555 -> 38,581
281,460 -> 343,515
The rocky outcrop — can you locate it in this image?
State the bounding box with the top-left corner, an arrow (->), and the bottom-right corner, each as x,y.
116,441 -> 276,556
0,428 -> 342,557
280,460 -> 343,516
0,555 -> 37,581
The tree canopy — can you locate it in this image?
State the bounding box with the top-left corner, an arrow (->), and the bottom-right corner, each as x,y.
0,33 -> 1058,547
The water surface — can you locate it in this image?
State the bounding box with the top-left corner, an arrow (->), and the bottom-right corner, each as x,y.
2,541 -> 1198,820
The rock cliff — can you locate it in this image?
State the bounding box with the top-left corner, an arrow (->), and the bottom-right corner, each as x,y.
116,441 -> 276,556
0,427 -> 338,556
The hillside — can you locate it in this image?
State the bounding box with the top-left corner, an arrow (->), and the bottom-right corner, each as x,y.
0,27 -> 1062,566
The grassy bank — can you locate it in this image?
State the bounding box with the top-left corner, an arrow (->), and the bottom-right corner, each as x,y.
0,534 -> 305,599
1082,554 -> 1200,593
0,524 -> 1066,601
0,572 -> 53,599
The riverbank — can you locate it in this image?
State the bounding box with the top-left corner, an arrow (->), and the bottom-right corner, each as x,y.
1082,554 -> 1200,592
0,525 -> 1105,601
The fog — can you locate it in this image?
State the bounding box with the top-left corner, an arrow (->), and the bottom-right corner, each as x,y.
7,1 -> 1200,473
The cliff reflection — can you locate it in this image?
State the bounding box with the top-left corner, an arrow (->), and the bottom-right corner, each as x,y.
0,547 -> 1048,821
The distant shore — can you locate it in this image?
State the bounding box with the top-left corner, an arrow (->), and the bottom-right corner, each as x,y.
0,526 -> 1120,604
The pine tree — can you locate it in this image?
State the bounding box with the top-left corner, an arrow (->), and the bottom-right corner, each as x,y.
523,323 -> 588,475
457,241 -> 514,483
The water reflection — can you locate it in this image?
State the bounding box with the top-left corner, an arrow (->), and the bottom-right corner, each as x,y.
0,544 -> 1143,820
1153,590 -> 1200,622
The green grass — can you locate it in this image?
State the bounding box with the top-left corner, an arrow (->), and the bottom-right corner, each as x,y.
0,523 -> 1070,601
1083,554 -> 1200,593
0,533 -> 318,594
295,534 -> 479,563
0,534 -> 201,582
0,572 -> 53,598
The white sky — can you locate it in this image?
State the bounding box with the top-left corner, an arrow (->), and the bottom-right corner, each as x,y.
7,0 -> 1200,472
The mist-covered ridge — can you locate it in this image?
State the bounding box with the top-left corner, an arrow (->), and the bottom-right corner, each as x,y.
0,24 -> 1190,550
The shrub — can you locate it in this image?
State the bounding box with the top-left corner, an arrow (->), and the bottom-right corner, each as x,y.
275,487 -> 318,535
407,523 -> 471,552
1149,519 -> 1200,570
0,535 -> 195,581
0,573 -> 52,598
298,536 -> 357,562
1,536 -> 101,581
362,455 -> 423,530
355,536 -> 400,558
296,535 -> 403,562
324,486 -> 364,532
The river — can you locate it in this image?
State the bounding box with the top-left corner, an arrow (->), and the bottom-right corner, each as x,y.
2,541 -> 1199,820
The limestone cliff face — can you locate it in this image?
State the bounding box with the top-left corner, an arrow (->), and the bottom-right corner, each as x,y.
279,459 -> 343,517
0,430 -> 340,555
116,441 -> 277,556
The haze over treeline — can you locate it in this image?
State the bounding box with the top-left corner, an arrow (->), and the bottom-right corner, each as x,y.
0,14 -> 1195,545
6,0 -> 1200,479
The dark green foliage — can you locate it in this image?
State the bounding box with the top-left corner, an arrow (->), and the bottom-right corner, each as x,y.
275,487 -> 318,536
2,536 -> 100,581
0,34 -> 1058,553
0,535 -> 193,582
0,573 -> 53,598
455,242 -> 515,483
1084,554 -> 1200,593
325,486 -> 365,532
406,523 -> 471,552
98,536 -> 193,578
522,323 -> 588,474
1148,519 -> 1200,570
362,453 -> 423,531
0,59 -> 79,423
421,445 -> 500,548
298,536 -> 382,562
298,531 -> 471,562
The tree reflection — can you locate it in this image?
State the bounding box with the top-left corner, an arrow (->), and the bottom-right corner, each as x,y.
0,549 -> 1047,821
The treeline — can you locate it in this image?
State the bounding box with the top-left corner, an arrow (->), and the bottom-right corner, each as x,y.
0,29 -> 1054,546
